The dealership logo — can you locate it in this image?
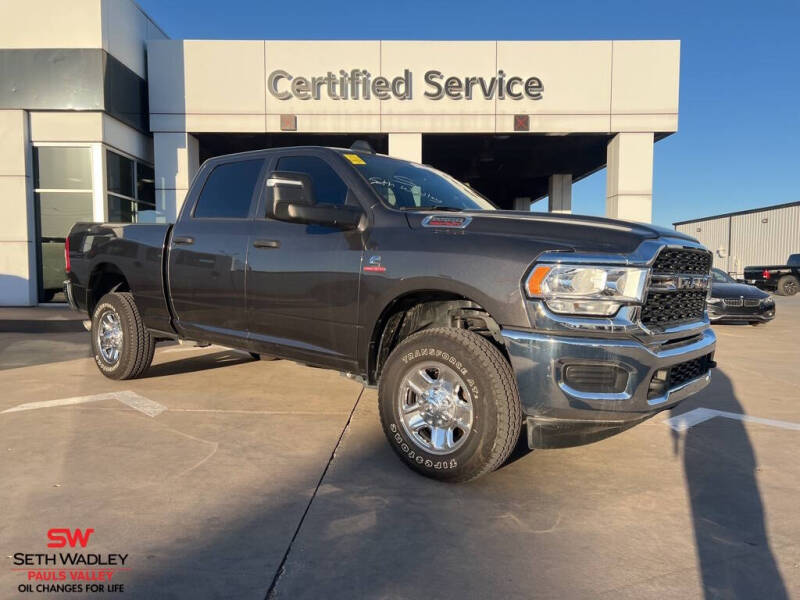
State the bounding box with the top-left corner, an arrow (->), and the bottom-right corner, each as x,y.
10,529 -> 129,595
268,69 -> 543,101
47,528 -> 95,548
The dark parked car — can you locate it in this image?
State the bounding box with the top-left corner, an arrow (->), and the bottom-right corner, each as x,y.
743,254 -> 800,296
65,145 -> 717,482
707,268 -> 775,325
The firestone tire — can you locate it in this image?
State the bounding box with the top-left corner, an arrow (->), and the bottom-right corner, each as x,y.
777,275 -> 798,296
378,327 -> 522,483
91,292 -> 155,380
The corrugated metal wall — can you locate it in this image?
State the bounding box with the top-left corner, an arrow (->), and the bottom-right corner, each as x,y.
675,204 -> 800,277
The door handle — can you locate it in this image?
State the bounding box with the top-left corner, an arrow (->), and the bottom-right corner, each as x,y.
253,239 -> 280,249
173,236 -> 194,245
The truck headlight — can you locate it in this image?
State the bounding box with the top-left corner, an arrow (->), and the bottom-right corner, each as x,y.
525,264 -> 649,316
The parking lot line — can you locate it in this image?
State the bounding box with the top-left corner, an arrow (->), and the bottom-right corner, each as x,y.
663,407 -> 800,432
1,390 -> 166,417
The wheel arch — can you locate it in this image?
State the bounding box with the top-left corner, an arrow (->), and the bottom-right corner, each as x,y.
87,263 -> 130,315
366,289 -> 508,385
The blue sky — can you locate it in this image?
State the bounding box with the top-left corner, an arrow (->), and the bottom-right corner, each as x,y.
137,0 -> 799,227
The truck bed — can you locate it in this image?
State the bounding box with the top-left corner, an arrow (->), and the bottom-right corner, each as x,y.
66,222 -> 175,335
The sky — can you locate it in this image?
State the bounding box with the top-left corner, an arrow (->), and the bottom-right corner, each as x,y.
137,0 -> 800,227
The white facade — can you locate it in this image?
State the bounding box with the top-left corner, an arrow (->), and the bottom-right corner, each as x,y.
0,0 -> 683,305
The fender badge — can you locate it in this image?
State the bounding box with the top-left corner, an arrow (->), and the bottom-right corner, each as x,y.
364,255 -> 386,273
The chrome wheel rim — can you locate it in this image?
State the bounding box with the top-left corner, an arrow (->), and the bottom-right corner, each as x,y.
96,309 -> 123,364
397,361 -> 474,455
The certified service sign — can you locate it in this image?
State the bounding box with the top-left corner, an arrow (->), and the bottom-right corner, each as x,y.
267,69 -> 544,101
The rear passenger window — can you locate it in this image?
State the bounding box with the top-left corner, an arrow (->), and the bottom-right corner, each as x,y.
194,159 -> 263,218
276,156 -> 348,206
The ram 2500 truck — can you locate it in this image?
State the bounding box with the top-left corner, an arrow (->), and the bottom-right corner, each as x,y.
66,145 -> 717,482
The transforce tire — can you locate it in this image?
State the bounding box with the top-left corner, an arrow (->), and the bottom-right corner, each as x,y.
378,327 -> 521,483
91,292 -> 155,380
777,275 -> 798,296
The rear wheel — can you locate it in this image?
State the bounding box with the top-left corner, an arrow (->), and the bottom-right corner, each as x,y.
777,275 -> 798,296
378,327 -> 521,483
91,292 -> 155,380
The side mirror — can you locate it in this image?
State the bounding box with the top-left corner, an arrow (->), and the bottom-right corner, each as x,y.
286,203 -> 364,230
267,171 -> 363,230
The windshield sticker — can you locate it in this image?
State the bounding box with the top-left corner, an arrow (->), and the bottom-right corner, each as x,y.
343,153 -> 366,165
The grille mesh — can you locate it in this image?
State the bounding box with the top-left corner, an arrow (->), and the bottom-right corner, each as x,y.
641,248 -> 712,329
651,248 -> 712,275
668,354 -> 713,388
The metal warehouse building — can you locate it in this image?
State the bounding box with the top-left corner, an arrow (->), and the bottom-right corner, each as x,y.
674,201 -> 800,277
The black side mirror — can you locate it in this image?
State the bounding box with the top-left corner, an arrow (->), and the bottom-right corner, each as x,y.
267,171 -> 363,230
285,203 -> 363,230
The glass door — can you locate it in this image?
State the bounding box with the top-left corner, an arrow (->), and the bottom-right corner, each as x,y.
32,146 -> 94,302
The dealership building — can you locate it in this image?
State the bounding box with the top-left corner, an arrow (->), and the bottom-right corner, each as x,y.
1,0 -> 682,305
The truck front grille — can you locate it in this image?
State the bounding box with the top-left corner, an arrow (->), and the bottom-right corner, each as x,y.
651,248 -> 712,274
668,354 -> 713,388
641,248 -> 712,330
647,353 -> 714,399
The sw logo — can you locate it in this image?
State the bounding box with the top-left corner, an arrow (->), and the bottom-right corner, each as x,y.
47,528 -> 95,548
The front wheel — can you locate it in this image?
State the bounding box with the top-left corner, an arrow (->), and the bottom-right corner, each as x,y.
91,292 -> 155,380
378,327 -> 521,483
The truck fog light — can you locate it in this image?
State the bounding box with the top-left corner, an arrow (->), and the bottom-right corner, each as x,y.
647,369 -> 670,399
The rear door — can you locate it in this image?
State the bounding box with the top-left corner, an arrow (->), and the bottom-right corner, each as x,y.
246,151 -> 364,370
168,157 -> 266,344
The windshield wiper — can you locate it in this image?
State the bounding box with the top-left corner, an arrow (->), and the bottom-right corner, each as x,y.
399,205 -> 463,212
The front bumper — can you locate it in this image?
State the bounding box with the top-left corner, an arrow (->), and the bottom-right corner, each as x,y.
502,327 -> 716,448
708,302 -> 775,322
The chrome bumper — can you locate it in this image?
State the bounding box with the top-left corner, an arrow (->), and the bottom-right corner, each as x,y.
501,326 -> 716,424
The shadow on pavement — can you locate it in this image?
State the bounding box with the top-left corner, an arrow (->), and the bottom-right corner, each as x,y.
141,350 -> 256,378
670,368 -> 788,599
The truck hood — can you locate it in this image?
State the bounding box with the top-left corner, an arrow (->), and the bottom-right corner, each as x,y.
406,210 -> 699,255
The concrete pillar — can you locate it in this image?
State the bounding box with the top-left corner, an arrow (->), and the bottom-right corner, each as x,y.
513,197 -> 532,211
605,132 -> 654,223
0,110 -> 37,306
154,132 -> 199,222
548,174 -> 572,213
388,133 -> 422,163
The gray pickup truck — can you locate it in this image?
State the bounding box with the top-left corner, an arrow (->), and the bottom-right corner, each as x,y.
66,145 -> 716,482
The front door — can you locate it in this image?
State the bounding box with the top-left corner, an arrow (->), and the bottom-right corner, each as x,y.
168,157 -> 265,344
246,153 -> 364,370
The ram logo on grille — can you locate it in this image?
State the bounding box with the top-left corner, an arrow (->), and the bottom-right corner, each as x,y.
675,276 -> 710,290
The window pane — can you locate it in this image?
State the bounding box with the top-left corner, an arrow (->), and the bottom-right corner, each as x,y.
36,192 -> 93,238
33,147 -> 92,190
194,159 -> 263,219
276,156 -> 347,206
136,163 -> 155,206
108,195 -> 136,223
106,150 -> 134,197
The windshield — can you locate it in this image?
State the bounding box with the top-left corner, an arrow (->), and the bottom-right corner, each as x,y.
711,268 -> 733,283
339,151 -> 496,211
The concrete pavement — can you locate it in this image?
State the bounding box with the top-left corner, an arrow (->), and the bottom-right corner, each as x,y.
1,297 -> 799,598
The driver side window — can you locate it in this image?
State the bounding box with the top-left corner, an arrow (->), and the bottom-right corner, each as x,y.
275,156 -> 348,206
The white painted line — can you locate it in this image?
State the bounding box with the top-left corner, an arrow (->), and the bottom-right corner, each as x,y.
1,391 -> 166,418
663,408 -> 800,432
